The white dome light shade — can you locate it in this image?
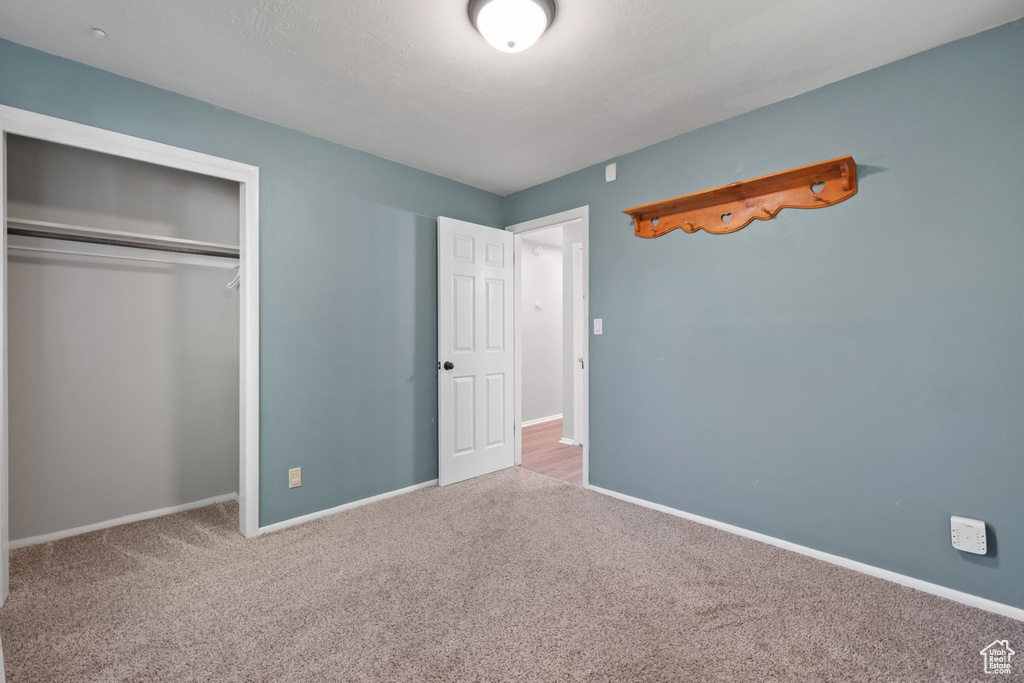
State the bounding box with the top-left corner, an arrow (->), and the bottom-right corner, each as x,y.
470,0 -> 555,53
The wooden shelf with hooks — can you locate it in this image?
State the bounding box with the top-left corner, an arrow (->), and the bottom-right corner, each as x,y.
623,156 -> 858,238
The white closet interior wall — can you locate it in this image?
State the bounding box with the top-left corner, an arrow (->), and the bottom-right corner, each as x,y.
6,135 -> 240,542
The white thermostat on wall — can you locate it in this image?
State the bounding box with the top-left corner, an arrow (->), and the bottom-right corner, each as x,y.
950,516 -> 987,555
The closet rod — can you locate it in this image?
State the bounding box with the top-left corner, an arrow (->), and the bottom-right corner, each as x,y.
6,227 -> 240,259
7,243 -> 241,276
7,218 -> 240,253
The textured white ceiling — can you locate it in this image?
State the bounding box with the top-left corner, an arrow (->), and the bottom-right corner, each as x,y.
1,1 -> 1021,195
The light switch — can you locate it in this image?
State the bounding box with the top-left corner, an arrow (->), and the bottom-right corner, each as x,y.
605,163 -> 617,182
594,318 -> 603,335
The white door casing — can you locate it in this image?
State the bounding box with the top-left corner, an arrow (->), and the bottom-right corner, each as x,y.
507,206 -> 589,486
437,217 -> 515,486
573,242 -> 584,445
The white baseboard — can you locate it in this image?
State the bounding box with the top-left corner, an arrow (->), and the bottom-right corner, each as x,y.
588,485 -> 1024,623
9,493 -> 239,549
558,438 -> 577,445
521,413 -> 562,428
258,480 -> 438,535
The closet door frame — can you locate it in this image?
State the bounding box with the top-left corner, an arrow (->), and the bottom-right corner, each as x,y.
0,105 -> 261,604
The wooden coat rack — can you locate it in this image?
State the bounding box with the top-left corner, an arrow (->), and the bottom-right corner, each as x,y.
623,156 -> 857,238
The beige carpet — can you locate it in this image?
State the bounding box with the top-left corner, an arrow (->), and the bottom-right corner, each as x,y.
0,468 -> 1020,682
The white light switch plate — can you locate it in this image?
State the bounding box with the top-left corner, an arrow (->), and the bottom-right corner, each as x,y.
594,318 -> 603,335
605,163 -> 617,182
951,516 -> 987,555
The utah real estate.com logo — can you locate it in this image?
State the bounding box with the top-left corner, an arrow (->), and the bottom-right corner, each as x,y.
980,640 -> 1015,675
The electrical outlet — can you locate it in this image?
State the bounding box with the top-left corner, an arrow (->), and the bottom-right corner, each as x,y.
288,467 -> 302,489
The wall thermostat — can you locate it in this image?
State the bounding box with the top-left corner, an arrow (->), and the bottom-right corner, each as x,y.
950,516 -> 987,555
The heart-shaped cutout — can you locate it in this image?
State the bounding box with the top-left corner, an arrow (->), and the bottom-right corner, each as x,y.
720,213 -> 732,224
811,181 -> 825,194
651,217 -> 660,227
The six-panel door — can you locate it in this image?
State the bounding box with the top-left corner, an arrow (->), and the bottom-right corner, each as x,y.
437,217 -> 514,486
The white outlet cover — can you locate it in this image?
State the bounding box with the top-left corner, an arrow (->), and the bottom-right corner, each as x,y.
951,516 -> 987,555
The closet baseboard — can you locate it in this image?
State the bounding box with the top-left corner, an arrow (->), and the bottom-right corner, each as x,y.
9,493 -> 239,549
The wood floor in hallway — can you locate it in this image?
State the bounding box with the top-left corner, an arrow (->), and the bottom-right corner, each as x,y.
519,418 -> 583,485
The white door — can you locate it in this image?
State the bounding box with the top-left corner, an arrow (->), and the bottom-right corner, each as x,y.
438,217 -> 515,486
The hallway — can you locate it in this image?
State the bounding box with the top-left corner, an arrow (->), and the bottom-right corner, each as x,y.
519,419 -> 582,485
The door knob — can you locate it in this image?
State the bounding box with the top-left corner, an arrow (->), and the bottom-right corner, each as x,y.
443,361 -> 455,370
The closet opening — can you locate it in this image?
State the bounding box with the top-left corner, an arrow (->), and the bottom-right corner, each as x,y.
0,106 -> 261,603
6,134 -> 240,547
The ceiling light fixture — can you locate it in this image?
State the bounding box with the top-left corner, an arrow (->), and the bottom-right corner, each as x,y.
469,0 -> 555,53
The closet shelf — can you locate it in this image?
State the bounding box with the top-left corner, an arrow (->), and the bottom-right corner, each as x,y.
6,218 -> 240,257
623,156 -> 858,238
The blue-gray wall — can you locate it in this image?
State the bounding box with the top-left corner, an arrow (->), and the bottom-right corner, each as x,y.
504,19 -> 1024,608
0,38 -> 503,527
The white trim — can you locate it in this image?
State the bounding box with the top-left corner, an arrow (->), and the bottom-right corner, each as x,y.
558,438 -> 576,446
258,480 -> 438,535
0,105 -> 256,181
238,163 -> 260,539
572,242 -> 584,445
505,210 -> 584,233
0,106 -> 261,606
1,119 -> 9,604
588,485 -> 1024,623
8,493 -> 238,549
507,207 -> 589,486
521,413 -> 562,427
